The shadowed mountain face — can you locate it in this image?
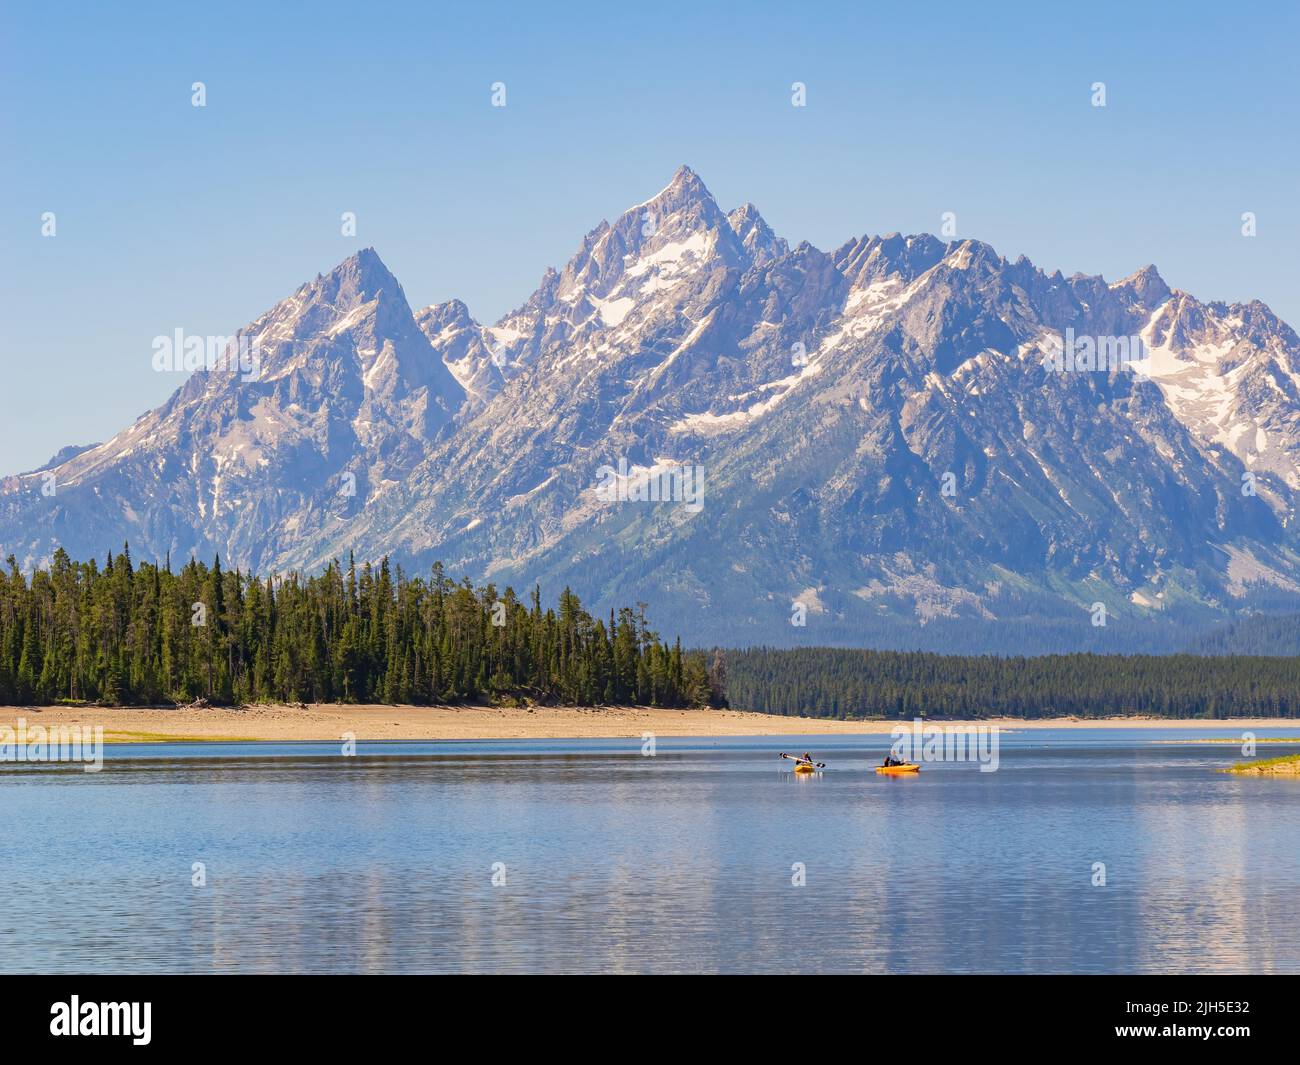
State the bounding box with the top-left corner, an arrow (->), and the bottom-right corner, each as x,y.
5,166 -> 1300,651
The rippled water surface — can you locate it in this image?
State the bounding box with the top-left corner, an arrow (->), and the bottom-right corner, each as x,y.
3,729 -> 1298,973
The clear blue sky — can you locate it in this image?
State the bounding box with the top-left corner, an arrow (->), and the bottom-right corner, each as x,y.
2,0 -> 1296,473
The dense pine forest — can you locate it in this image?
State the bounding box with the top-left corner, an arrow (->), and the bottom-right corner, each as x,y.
0,547 -> 712,707
4,547 -> 1296,717
722,647 -> 1300,720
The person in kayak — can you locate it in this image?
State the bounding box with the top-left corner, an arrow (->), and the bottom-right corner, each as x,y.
883,752 -> 902,767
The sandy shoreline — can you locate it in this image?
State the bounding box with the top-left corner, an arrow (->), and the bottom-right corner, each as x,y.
1,704 -> 1298,743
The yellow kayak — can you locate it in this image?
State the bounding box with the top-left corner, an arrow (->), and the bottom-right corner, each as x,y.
794,762 -> 817,774
876,763 -> 920,775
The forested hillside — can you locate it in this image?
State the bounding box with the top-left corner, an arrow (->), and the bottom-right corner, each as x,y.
1186,613 -> 1300,656
721,647 -> 1300,720
0,546 -> 711,707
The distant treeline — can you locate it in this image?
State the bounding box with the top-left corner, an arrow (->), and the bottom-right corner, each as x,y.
721,647 -> 1300,719
1186,613 -> 1300,657
0,547 -> 712,707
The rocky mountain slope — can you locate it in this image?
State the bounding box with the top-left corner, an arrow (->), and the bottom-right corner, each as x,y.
5,166 -> 1300,651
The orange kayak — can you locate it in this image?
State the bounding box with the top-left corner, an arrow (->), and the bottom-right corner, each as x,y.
794,762 -> 817,774
876,763 -> 920,775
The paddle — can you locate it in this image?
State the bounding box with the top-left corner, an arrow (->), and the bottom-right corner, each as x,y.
779,752 -> 827,769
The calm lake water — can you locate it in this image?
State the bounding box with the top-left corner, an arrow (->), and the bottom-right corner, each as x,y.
3,728 -> 1299,974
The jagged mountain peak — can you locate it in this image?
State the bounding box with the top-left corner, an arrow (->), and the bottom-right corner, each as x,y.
312,246 -> 402,296
451,168 -> 754,372
728,201 -> 788,266
340,244 -> 387,271
419,296 -> 475,330
637,163 -> 714,208
938,237 -> 1005,272
262,247 -> 413,354
246,247 -> 436,389
417,168 -> 761,405
607,165 -> 732,251
415,298 -> 503,402
832,232 -> 949,287
580,166 -> 732,270
7,170 -> 1300,653
1112,263 -> 1172,308
484,167 -> 747,325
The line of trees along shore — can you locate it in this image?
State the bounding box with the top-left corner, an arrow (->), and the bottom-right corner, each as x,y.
4,548 -> 1295,718
721,647 -> 1300,719
0,547 -> 711,707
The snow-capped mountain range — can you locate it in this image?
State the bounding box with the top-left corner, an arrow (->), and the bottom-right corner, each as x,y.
6,165 -> 1300,652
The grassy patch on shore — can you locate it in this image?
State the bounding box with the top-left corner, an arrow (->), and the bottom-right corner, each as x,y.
1223,753 -> 1300,775
1157,737 -> 1300,744
103,731 -> 258,743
